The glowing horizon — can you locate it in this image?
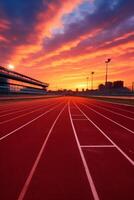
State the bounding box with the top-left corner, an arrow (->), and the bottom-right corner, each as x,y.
0,0 -> 134,90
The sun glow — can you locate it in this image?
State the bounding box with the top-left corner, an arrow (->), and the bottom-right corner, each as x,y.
7,64 -> 15,70
76,83 -> 87,90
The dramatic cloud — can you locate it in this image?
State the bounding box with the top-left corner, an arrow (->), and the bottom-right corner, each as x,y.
44,0 -> 134,51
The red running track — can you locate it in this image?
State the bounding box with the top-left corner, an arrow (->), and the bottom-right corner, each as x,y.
0,97 -> 134,200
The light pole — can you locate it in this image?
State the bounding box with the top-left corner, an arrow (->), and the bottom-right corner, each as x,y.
91,71 -> 94,90
86,76 -> 89,90
105,58 -> 111,87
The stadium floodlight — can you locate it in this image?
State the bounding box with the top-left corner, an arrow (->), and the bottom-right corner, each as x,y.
91,71 -> 94,90
105,58 -> 111,86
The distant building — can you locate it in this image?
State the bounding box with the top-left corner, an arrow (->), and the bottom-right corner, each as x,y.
98,84 -> 105,90
98,80 -> 130,95
113,80 -> 124,88
105,81 -> 112,89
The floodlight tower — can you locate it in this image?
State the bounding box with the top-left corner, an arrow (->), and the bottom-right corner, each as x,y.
105,58 -> 111,87
91,71 -> 94,90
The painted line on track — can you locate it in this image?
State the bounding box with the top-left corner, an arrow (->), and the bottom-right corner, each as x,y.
0,102 -> 58,124
0,102 -> 38,112
0,104 -> 31,115
94,102 -> 134,115
74,102 -> 134,166
73,119 -> 88,121
0,99 -> 58,114
0,103 -> 64,141
81,145 -> 115,148
0,103 -> 53,118
68,102 -> 100,200
17,103 -> 67,200
86,103 -> 134,121
72,114 -> 83,116
93,98 -> 134,107
81,103 -> 134,135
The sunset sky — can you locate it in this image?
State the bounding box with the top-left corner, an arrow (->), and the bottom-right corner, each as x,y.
0,0 -> 134,90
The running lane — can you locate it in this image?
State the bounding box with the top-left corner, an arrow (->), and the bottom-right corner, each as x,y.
0,98 -> 63,139
0,97 -> 61,115
73,97 -> 134,161
0,99 -> 66,200
0,96 -> 134,200
72,97 -> 134,200
21,105 -> 93,200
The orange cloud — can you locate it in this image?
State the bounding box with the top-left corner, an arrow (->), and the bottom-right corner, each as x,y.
8,0 -> 82,68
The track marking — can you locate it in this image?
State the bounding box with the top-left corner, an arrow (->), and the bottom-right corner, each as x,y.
0,106 -> 27,116
0,98 -> 59,114
0,103 -> 63,141
92,98 -> 134,107
87,103 -> 134,120
95,102 -> 134,115
0,99 -> 57,116
73,119 -> 87,121
81,103 -> 134,135
17,104 -> 67,200
0,105 -> 30,115
0,101 -> 39,112
0,103 -> 52,118
0,102 -> 58,124
74,103 -> 134,166
68,102 -> 100,200
81,145 -> 115,148
72,114 -> 83,116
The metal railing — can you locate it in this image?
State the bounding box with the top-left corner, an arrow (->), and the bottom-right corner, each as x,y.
0,66 -> 49,88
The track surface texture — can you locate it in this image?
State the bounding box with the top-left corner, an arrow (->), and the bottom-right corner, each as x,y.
0,97 -> 134,200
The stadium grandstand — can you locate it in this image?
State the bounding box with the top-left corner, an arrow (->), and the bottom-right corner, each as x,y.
0,66 -> 49,94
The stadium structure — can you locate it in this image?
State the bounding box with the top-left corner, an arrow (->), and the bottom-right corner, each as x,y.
0,66 -> 49,94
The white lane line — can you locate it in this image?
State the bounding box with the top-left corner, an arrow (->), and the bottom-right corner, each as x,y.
95,102 -> 134,115
0,102 -> 58,124
94,98 -> 134,107
73,119 -> 88,121
17,104 -> 67,200
0,102 -> 39,112
87,103 -> 134,121
0,103 -> 50,118
0,103 -> 63,141
74,103 -> 134,166
81,145 -> 115,148
81,103 -> 134,135
68,102 -> 100,200
0,99 -> 58,114
0,105 -> 29,115
72,114 -> 83,116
